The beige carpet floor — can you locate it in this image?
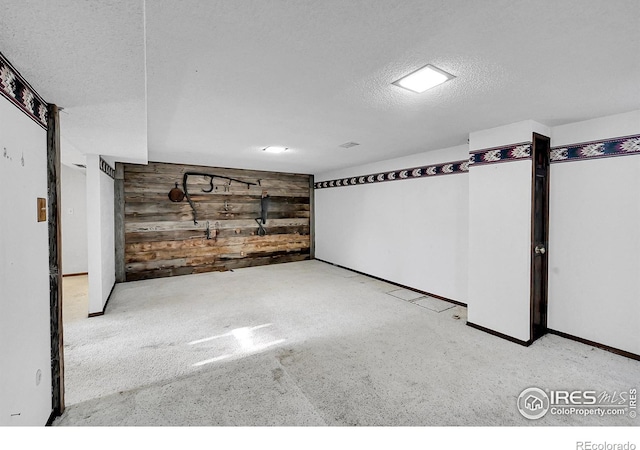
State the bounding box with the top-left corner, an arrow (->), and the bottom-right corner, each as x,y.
55,261 -> 639,427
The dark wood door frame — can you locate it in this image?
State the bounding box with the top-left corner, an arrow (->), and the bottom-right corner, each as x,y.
47,104 -> 65,419
309,174 -> 315,259
530,132 -> 550,342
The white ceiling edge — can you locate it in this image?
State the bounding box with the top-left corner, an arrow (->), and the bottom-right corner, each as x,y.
468,120 -> 551,152
58,100 -> 148,166
551,109 -> 640,148
103,153 -> 148,165
318,108 -> 640,182
148,150 -> 313,176
316,144 -> 469,182
61,162 -> 86,174
61,140 -> 148,170
60,137 -> 86,168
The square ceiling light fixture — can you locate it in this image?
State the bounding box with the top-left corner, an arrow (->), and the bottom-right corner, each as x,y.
262,146 -> 288,153
392,64 -> 455,93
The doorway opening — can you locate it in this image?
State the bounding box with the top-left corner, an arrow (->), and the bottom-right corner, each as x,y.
60,162 -> 90,323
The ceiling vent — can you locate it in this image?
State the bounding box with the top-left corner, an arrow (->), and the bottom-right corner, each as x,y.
339,142 -> 360,149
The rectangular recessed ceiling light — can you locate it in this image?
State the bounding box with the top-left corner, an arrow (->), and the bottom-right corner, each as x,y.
263,146 -> 288,153
392,64 -> 455,93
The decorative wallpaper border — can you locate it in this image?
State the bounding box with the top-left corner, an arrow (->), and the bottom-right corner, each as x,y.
469,142 -> 531,167
100,157 -> 115,179
550,134 -> 640,163
0,52 -> 48,129
314,159 -> 468,189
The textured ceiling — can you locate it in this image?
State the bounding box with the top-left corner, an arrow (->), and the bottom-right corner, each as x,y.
0,0 -> 147,164
1,0 -> 639,173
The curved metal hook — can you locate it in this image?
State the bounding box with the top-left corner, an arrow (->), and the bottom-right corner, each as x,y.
202,175 -> 214,193
183,172 -> 257,225
183,172 -> 199,224
254,218 -> 266,236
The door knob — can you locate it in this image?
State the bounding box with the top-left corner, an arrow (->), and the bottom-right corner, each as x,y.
535,245 -> 546,255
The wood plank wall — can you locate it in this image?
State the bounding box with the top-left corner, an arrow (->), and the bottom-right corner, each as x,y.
123,162 -> 311,281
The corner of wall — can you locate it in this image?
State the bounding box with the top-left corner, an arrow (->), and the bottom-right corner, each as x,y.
86,155 -> 116,314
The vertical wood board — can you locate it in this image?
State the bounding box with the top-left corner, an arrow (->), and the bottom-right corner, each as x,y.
123,161 -> 311,280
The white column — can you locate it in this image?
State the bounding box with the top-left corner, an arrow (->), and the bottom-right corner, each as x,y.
86,154 -> 115,315
467,120 -> 549,343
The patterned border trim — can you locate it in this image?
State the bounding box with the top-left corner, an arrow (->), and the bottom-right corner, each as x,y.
550,134 -> 640,163
0,52 -> 48,129
469,142 -> 531,167
100,157 -> 115,179
314,159 -> 468,189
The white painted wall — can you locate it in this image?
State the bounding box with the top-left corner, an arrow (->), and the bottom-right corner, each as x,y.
467,121 -> 550,342
86,154 -> 115,314
548,110 -> 640,355
0,99 -> 52,425
315,145 -> 469,303
61,164 -> 88,275
467,160 -> 532,341
316,114 -> 639,354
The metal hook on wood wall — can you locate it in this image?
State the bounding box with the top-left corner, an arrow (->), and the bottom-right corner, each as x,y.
182,172 -> 257,224
202,176 -> 214,193
254,191 -> 270,236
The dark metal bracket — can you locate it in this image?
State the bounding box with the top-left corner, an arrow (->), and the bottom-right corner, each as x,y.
183,172 -> 257,225
255,192 -> 270,236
